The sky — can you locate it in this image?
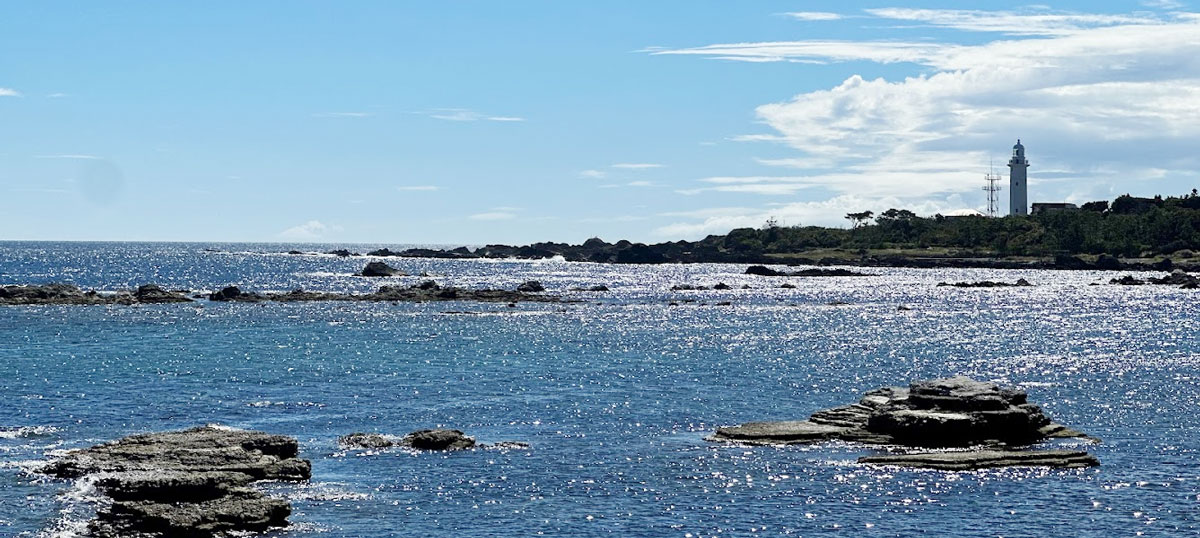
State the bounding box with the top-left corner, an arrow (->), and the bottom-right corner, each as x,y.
2,1 -> 1198,244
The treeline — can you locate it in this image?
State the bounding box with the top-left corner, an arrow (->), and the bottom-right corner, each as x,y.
726,192 -> 1200,258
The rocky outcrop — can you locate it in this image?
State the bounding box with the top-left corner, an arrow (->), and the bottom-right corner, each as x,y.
339,429 -> 527,451
257,283 -> 560,304
403,429 -> 476,450
745,265 -> 871,277
1110,270 -> 1199,288
858,449 -> 1098,470
208,286 -> 265,302
937,279 -> 1032,288
709,377 -> 1094,468
338,432 -> 397,449
359,261 -> 406,277
326,249 -> 358,257
516,280 -> 545,293
133,284 -> 193,303
39,425 -> 310,537
0,283 -> 192,305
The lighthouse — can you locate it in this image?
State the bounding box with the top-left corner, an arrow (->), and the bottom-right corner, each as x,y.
1008,139 -> 1029,216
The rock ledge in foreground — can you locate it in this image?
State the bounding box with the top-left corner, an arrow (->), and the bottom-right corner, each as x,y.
858,449 -> 1098,470
40,425 -> 310,537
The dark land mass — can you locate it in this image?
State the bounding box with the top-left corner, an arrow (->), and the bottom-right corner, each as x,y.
207,281 -> 559,304
308,193 -> 1200,272
39,425 -> 310,537
708,376 -> 1097,470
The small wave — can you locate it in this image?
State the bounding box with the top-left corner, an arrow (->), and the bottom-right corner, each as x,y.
0,425 -> 61,439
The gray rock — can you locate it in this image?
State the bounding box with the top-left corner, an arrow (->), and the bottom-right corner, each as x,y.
858,449 -> 1099,470
709,377 -> 1090,456
516,280 -> 546,293
40,425 -> 309,537
401,429 -> 476,451
339,432 -> 396,449
360,261 -> 406,277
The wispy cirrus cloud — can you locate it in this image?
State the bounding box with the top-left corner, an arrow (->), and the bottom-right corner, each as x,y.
579,169 -> 607,179
783,12 -> 843,21
423,108 -> 526,122
396,185 -> 440,192
34,154 -> 101,159
0,88 -> 22,97
469,211 -> 517,221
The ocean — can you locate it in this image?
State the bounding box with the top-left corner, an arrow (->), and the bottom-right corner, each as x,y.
1,241 -> 1197,536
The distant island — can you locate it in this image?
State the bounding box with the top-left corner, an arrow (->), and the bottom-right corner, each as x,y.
309,192 -> 1200,271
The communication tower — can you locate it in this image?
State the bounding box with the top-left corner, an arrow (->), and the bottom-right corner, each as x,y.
983,160 -> 1002,218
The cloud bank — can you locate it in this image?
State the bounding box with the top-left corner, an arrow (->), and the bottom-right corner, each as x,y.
651,8 -> 1200,236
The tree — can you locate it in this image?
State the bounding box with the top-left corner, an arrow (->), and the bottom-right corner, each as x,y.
845,211 -> 874,228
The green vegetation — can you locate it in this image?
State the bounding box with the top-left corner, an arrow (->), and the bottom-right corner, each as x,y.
727,192 -> 1200,258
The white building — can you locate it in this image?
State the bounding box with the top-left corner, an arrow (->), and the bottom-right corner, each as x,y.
1008,139 -> 1029,216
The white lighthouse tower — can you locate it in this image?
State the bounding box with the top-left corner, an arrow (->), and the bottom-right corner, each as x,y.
1008,139 -> 1029,216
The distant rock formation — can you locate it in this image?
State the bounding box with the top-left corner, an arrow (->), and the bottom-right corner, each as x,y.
1110,270 -> 1199,289
937,279 -> 1032,288
39,425 -> 310,537
745,265 -> 871,277
0,283 -> 192,305
708,376 -> 1096,469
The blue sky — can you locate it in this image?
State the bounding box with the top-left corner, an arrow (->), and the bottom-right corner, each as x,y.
2,1 -> 1198,243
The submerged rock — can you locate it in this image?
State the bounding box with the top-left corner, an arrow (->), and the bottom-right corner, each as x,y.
40,425 -> 310,537
858,449 -> 1098,470
709,376 -> 1094,468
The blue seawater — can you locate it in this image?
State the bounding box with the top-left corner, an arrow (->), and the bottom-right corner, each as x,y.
1,241 -> 1198,536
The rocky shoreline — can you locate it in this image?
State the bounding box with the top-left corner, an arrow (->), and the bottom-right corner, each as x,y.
1,280 -> 559,306
282,241 -> 1198,272
709,376 -> 1099,469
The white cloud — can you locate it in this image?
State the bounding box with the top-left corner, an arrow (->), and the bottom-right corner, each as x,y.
864,8 -> 1163,36
651,9 -> 1200,239
396,185 -> 439,191
425,108 -> 525,122
579,169 -> 607,179
612,163 -> 664,169
784,12 -> 843,21
469,211 -> 517,221
46,92 -> 67,98
279,220 -> 340,241
0,88 -> 20,97
1141,0 -> 1185,10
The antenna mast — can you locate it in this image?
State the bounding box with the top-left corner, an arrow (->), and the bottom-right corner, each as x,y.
983,159 -> 1002,217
